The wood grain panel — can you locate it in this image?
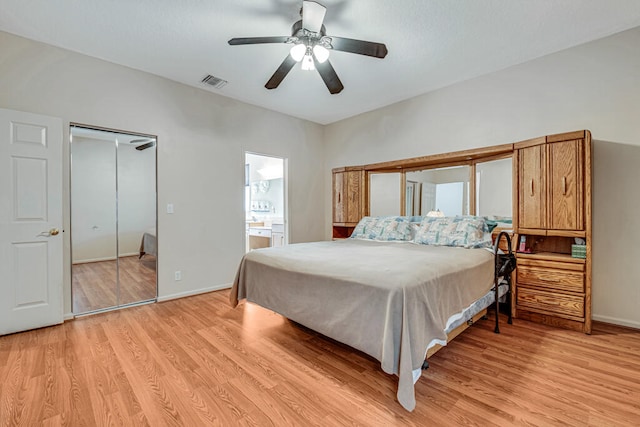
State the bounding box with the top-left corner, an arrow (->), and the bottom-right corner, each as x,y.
72,256 -> 156,314
364,143 -> 513,171
546,130 -> 586,143
515,310 -> 585,332
517,265 -> 584,293
518,144 -> 546,229
517,257 -> 584,271
548,139 -> 583,231
332,171 -> 344,223
517,287 -> 584,319
345,170 -> 362,223
1,290 -> 639,425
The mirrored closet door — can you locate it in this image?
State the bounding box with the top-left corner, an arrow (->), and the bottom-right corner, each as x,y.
70,124 -> 157,314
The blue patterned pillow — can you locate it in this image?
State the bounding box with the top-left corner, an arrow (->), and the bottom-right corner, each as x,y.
350,216 -> 414,241
413,216 -> 491,248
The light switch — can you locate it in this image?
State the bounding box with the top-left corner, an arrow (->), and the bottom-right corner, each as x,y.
167,203 -> 174,214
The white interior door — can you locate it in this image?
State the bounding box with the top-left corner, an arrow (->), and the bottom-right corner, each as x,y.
0,109 -> 63,335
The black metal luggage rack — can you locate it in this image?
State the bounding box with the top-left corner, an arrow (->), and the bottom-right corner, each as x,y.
493,231 -> 516,333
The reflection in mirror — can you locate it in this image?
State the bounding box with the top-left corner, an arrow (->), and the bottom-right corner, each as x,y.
71,135 -> 118,311
71,126 -> 157,314
475,157 -> 512,218
369,172 -> 401,216
406,166 -> 470,216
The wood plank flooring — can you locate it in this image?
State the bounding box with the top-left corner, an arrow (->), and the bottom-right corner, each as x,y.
1,289 -> 639,426
72,255 -> 157,314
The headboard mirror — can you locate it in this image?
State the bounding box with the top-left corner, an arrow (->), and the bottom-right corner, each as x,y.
475,157 -> 512,218
369,172 -> 402,216
405,165 -> 471,217
364,148 -> 513,220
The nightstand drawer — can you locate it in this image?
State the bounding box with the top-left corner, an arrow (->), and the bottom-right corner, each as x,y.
517,265 -> 584,293
517,287 -> 584,319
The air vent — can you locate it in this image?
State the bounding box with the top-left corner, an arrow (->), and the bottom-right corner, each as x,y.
201,75 -> 228,89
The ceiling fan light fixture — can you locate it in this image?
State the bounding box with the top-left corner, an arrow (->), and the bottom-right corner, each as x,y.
301,53 -> 315,71
313,44 -> 329,63
290,43 -> 306,62
228,0 -> 387,94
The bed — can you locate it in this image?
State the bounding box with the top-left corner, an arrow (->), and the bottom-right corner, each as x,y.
138,229 -> 157,258
230,215 -> 511,411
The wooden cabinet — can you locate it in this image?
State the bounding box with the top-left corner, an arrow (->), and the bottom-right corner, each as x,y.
518,143 -> 546,229
248,226 -> 271,250
516,255 -> 585,319
517,136 -> 584,232
548,139 -> 584,231
332,167 -> 366,239
271,223 -> 285,247
514,130 -> 592,334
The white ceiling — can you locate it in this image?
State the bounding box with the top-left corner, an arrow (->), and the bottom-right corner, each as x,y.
2,1 -> 640,124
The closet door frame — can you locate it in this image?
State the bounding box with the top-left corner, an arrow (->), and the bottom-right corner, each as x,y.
70,123 -> 157,315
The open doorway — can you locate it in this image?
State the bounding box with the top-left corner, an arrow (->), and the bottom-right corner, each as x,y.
245,153 -> 287,252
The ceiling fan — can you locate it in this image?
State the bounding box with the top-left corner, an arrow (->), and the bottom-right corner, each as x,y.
130,138 -> 156,151
228,0 -> 388,94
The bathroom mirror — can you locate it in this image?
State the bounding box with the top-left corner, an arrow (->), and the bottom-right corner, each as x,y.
70,125 -> 157,314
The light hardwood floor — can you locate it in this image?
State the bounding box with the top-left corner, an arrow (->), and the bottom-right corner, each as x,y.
72,255 -> 157,314
1,289 -> 639,426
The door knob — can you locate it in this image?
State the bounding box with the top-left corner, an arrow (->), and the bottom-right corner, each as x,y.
38,228 -> 60,238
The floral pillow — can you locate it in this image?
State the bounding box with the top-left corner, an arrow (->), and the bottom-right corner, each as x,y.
413,216 -> 491,248
350,216 -> 414,241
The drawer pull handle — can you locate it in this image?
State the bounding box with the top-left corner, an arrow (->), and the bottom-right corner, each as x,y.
562,176 -> 567,195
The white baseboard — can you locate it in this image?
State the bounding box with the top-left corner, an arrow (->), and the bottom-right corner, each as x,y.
64,312 -> 75,321
157,283 -> 232,303
593,314 -> 640,330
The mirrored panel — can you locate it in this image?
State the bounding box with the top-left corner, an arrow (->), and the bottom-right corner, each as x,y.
475,157 -> 512,219
369,172 -> 401,216
406,166 -> 470,216
71,133 -> 118,311
71,125 -> 157,314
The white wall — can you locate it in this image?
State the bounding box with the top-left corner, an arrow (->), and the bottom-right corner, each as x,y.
0,31 -> 325,315
325,27 -> 640,328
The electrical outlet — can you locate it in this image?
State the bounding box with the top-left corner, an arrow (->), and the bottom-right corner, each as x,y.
167,203 -> 174,214
174,270 -> 182,281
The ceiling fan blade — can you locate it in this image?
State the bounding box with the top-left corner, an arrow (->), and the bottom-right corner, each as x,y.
265,54 -> 297,89
313,57 -> 343,94
228,36 -> 290,45
135,141 -> 155,151
302,1 -> 326,33
328,36 -> 388,58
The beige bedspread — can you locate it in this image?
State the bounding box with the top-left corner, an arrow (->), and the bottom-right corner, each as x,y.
230,239 -> 494,411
